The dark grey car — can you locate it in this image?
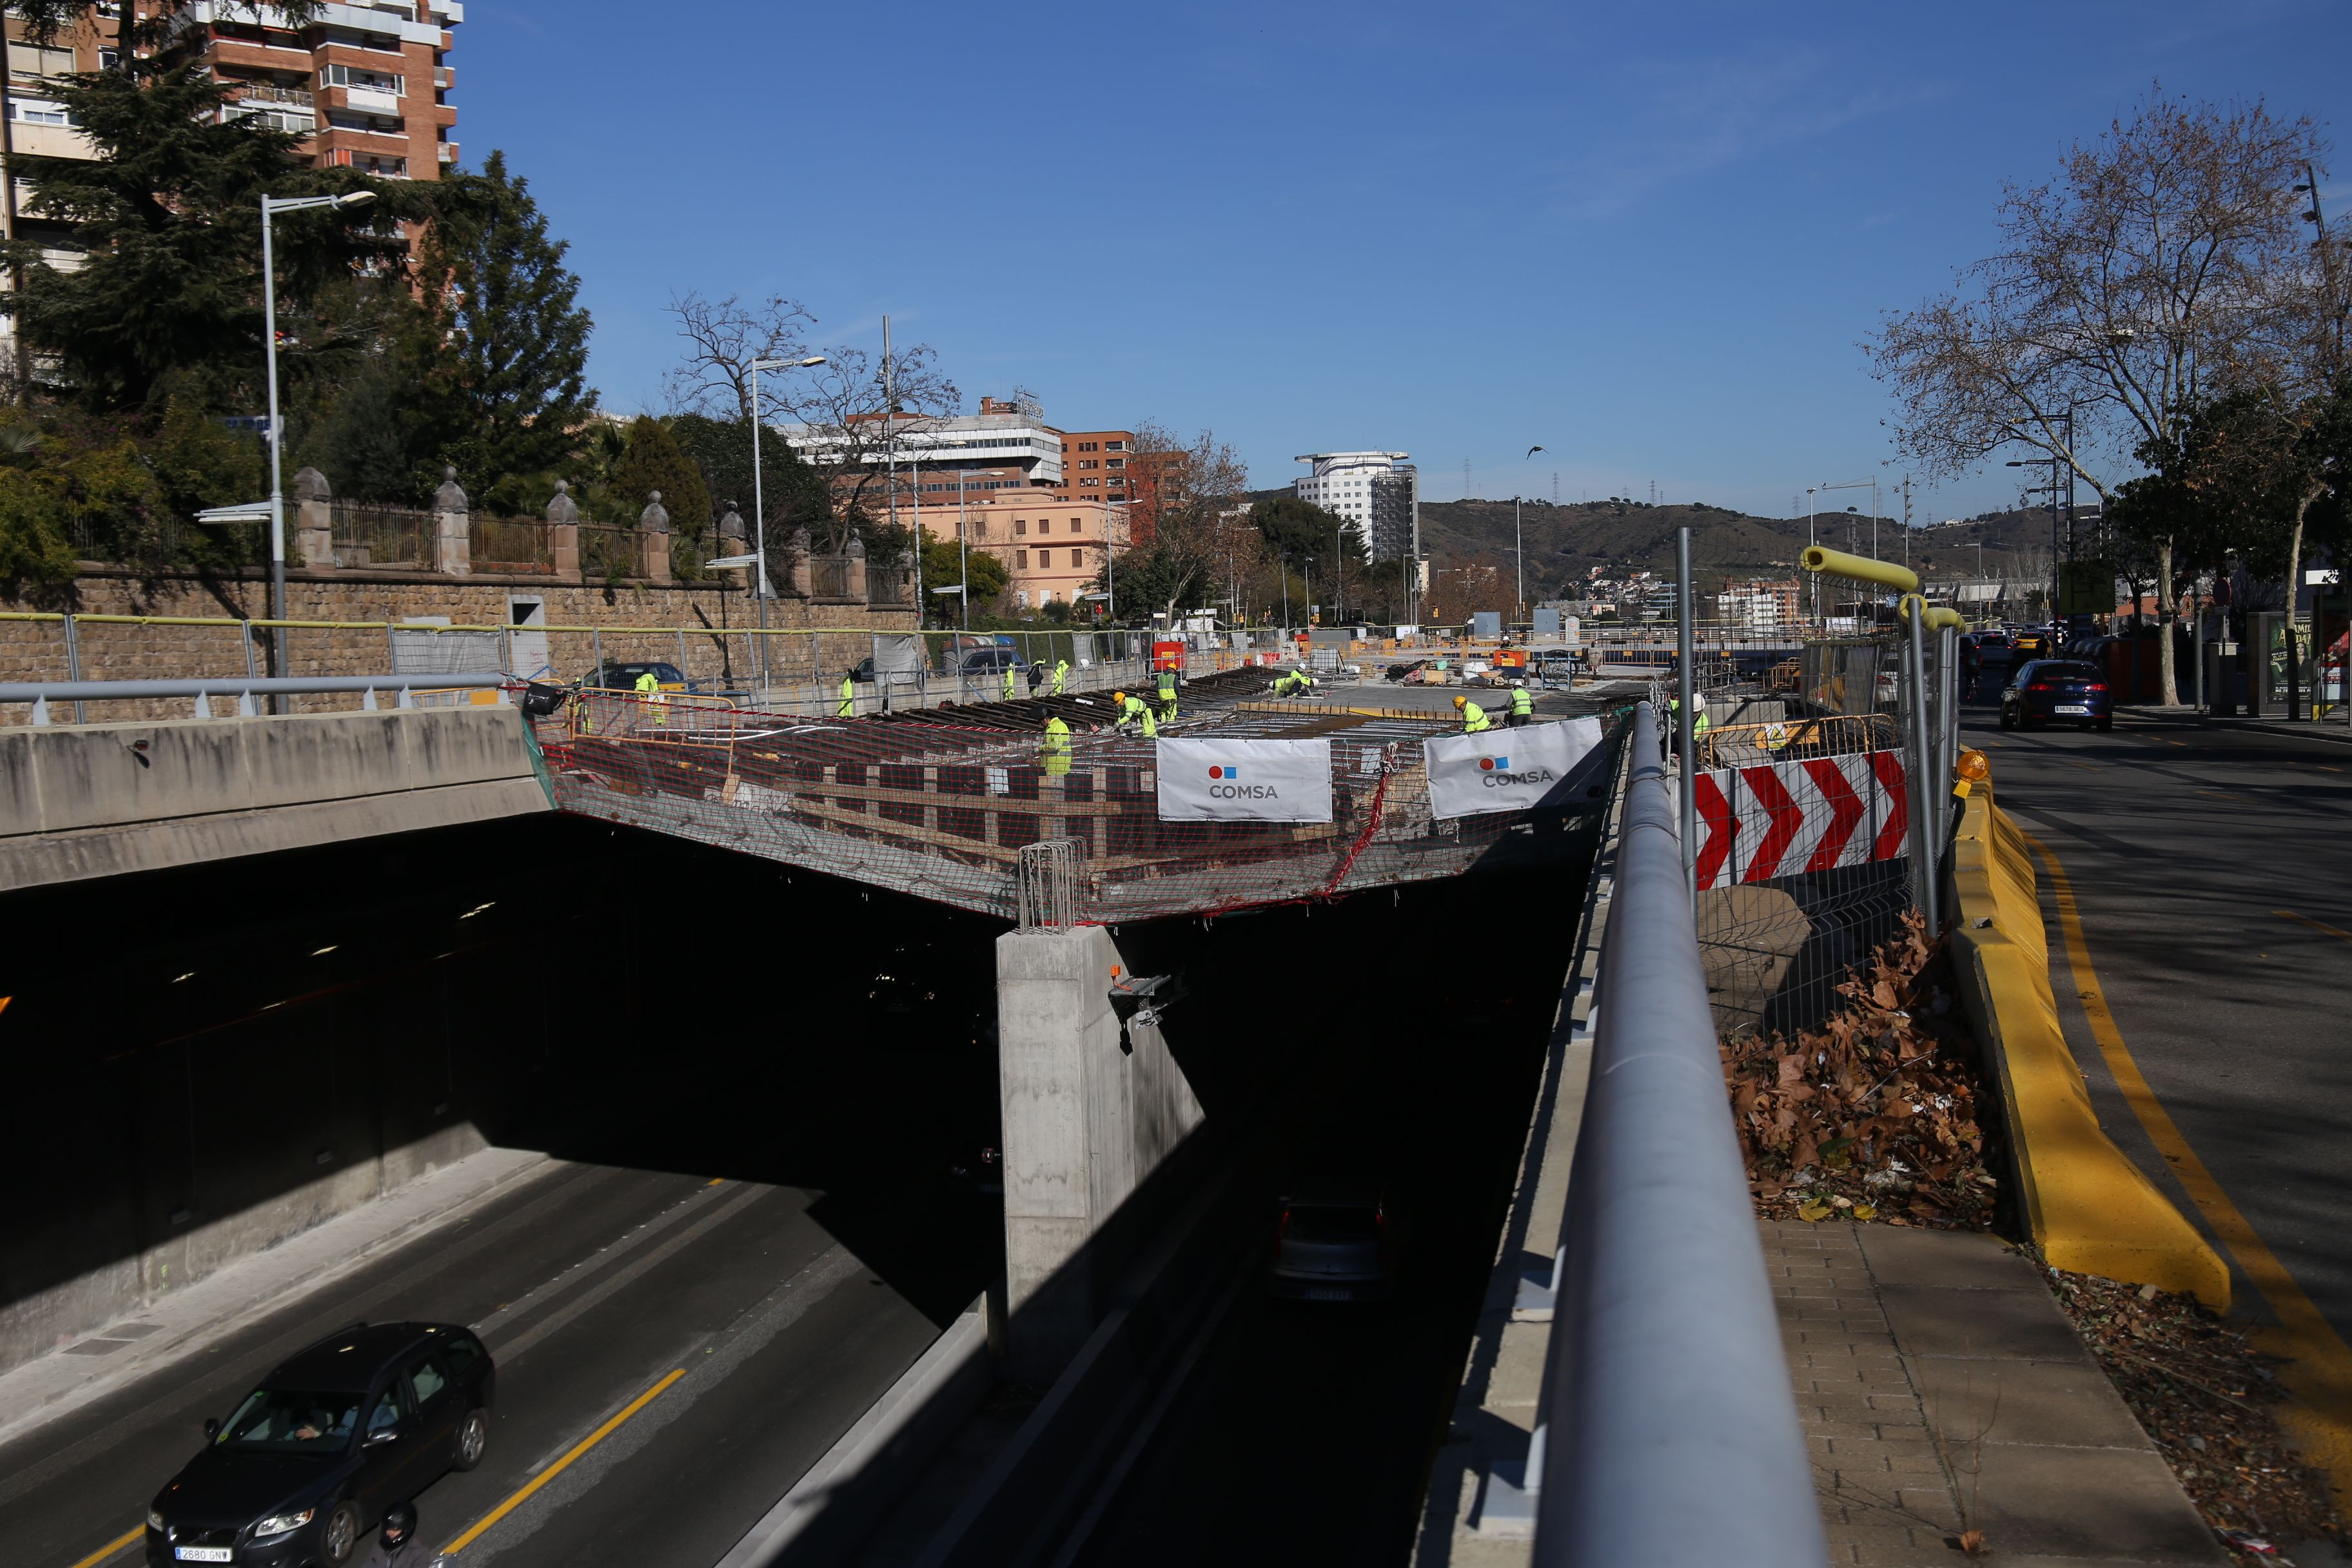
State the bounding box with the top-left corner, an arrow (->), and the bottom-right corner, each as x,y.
1268,1196 -> 1397,1302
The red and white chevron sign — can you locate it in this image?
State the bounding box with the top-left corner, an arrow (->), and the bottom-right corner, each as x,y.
1692,750 -> 1908,890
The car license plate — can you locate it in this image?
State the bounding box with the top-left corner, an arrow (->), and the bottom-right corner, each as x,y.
175,1551 -> 233,1563
1306,1287 -> 1350,1300
2056,704 -> 2089,714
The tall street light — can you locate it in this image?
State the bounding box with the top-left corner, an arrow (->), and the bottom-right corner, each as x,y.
1805,478 -> 1870,622
750,353 -> 828,696
261,188 -> 374,689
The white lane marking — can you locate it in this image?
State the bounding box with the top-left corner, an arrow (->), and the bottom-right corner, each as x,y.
471,1178 -> 736,1343
453,1246 -> 868,1566
481,1183 -> 772,1364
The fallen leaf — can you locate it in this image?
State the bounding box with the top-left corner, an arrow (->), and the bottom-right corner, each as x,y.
1798,1200 -> 1831,1222
1852,1203 -> 1877,1220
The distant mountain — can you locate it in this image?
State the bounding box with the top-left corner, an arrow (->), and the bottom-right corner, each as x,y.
1408,498 -> 2071,600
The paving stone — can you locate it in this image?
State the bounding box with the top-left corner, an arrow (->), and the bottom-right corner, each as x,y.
1904,1355 -> 2152,1450
1876,1281 -> 2098,1362
1854,1222 -> 2040,1289
1959,1442 -> 2225,1562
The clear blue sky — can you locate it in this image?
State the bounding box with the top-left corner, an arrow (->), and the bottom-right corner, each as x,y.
456,0 -> 2347,522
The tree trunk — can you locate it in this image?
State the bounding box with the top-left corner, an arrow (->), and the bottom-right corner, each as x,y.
2155,537 -> 2180,706
1,34 -> 22,407
2284,489 -> 2315,721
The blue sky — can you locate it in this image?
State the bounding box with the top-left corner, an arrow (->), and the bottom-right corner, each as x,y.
455,0 -> 2348,522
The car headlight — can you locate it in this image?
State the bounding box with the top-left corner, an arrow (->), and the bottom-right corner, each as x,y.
253,1509 -> 315,1536
147,1509 -> 164,1531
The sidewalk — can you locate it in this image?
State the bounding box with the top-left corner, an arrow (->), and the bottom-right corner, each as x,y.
2118,706 -> 2352,749
1769,1219 -> 2226,1567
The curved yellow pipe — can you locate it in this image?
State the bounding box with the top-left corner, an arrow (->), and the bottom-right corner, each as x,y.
1799,545 -> 1920,595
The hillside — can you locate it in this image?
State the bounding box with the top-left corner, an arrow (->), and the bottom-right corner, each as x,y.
1407,498 -> 2066,600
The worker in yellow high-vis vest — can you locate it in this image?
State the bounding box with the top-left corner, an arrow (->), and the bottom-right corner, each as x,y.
1040,715 -> 1072,776
1454,694 -> 1492,734
838,669 -> 856,720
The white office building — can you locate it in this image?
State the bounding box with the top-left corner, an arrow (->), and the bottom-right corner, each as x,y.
1293,451 -> 1416,561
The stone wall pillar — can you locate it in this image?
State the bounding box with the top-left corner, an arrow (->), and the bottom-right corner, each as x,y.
433,466 -> 470,576
293,466 -> 335,571
638,490 -> 672,585
843,534 -> 868,602
546,480 -> 581,582
787,526 -> 812,598
995,925 -> 1203,1383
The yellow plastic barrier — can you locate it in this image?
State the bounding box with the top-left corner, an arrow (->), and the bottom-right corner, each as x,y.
1944,780 -> 2230,1307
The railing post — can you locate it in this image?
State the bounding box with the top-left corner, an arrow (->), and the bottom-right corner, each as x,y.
293,466 -> 336,570
1901,600 -> 1938,933
433,466 -> 471,576
638,491 -> 673,585
547,479 -> 582,582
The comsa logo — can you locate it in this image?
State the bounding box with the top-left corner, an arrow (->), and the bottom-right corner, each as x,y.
1478,754 -> 1558,789
1206,763 -> 1279,799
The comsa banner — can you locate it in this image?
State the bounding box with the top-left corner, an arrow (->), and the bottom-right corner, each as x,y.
1156,737 -> 1334,823
1426,716 -> 1604,819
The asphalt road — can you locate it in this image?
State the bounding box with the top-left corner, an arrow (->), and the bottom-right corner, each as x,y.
0,1161 -> 947,1568
1964,696 -> 2352,1345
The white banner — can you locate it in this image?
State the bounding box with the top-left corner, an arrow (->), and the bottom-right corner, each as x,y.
1426,716 -> 1604,819
1155,737 -> 1333,823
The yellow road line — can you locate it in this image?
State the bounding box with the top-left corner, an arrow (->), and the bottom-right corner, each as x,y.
441,1368 -> 686,1554
2278,910 -> 2352,945
64,1525 -> 142,1568
2028,832 -> 2352,1489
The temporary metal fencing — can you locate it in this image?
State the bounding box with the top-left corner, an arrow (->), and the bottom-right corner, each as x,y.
1536,700 -> 1825,1566
0,673 -> 511,725
529,685 -> 1623,923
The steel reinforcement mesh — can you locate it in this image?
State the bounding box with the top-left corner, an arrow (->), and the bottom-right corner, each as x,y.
530,689 -> 1622,923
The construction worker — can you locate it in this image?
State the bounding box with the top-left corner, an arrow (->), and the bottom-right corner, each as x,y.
838,668 -> 856,720
1026,662 -> 1046,697
1002,664 -> 1018,701
1508,681 -> 1534,728
1040,714 -> 1072,776
635,667 -> 668,727
1113,690 -> 1158,738
1692,701 -> 1712,765
1157,664 -> 1179,722
1052,658 -> 1070,695
1455,694 -> 1492,734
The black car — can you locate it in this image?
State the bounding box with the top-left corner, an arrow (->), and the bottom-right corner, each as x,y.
580,661 -> 686,692
2001,658 -> 2113,732
147,1322 -> 494,1567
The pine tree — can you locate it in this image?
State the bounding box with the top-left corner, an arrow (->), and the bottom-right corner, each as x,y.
415,150 -> 595,488
609,416 -> 710,542
13,64 -> 415,409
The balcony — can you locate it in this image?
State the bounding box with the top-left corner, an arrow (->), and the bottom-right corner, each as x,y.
235,82 -> 314,106
437,141 -> 456,162
432,64 -> 451,88
339,84 -> 399,113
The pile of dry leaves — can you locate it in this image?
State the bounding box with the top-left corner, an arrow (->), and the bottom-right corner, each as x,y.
2040,1266 -> 2342,1563
1723,912 -> 2001,1229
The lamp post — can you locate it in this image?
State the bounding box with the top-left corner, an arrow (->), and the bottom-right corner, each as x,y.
260,188 -> 375,695
748,354 -> 828,694
1805,478 -> 1871,623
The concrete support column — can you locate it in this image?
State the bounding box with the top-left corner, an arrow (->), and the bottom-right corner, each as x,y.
996,925 -> 1201,1383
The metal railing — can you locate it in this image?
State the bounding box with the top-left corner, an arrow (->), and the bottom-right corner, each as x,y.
467,516 -> 553,571
0,673 -> 509,724
1535,701 -> 1825,1565
330,501 -> 429,568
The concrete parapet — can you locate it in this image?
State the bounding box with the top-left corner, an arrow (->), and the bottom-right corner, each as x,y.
1944,785 -> 2230,1308
0,706 -> 550,891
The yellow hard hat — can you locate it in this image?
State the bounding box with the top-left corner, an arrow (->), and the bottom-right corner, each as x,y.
1453,694 -> 1467,707
1112,691 -> 1126,703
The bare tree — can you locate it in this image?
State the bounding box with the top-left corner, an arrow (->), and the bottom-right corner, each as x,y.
769,341 -> 959,549
1868,90 -> 2325,703
1106,423 -> 1252,624
662,291 -> 816,422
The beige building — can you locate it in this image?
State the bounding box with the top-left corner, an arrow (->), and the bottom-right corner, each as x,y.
919,487 -> 1129,613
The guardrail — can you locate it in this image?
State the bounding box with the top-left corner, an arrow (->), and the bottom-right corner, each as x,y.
0,674 -> 510,723
1535,700 -> 1825,1565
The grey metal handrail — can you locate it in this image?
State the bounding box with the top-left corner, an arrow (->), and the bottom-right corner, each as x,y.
0,674 -> 509,702
1535,701 -> 1825,1565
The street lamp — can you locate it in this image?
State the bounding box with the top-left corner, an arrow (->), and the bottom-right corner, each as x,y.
1805,478 -> 1870,622
260,188 -> 374,691
750,353 -> 828,694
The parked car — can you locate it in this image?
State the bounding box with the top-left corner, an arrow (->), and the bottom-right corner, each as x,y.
146,1322 -> 493,1567
579,660 -> 687,692
1268,1193 -> 1397,1302
2001,659 -> 2113,732
2007,627 -> 2055,662
956,647 -> 1028,678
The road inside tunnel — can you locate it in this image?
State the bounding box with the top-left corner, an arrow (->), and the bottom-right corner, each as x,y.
5,798 -> 1592,1568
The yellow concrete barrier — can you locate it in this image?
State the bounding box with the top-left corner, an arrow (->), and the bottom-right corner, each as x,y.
1944,783 -> 2230,1307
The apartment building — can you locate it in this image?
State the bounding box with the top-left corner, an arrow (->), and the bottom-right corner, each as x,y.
1051,426 -> 1133,505
916,486 -> 1128,613
1294,451 -> 1416,561
3,0 -> 460,233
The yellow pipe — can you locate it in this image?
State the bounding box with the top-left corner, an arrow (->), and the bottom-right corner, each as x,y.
1799,545 -> 1920,595
1893,597 -> 1965,631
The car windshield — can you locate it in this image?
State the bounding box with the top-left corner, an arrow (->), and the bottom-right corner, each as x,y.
1284,1204 -> 1380,1242
215,1389 -> 361,1451
2037,662 -> 2100,680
